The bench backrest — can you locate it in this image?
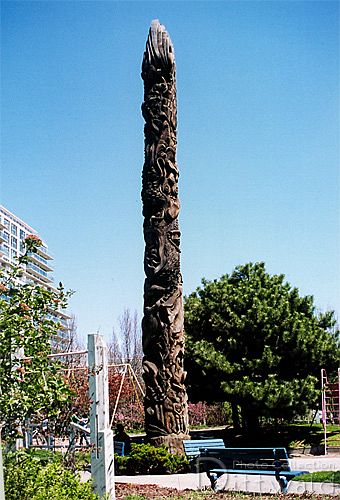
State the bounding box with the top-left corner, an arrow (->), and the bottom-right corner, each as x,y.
183,439 -> 225,458
198,447 -> 290,472
114,440 -> 125,456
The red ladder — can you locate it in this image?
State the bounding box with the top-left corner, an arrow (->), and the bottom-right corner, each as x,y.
321,368 -> 340,454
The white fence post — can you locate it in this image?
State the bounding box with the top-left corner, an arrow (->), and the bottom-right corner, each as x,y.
0,427 -> 4,500
88,333 -> 115,499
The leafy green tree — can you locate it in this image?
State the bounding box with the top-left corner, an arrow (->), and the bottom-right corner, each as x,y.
0,235 -> 72,440
184,262 -> 339,430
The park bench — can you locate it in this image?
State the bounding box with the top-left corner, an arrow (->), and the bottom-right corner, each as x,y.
114,440 -> 125,456
198,447 -> 309,494
183,439 -> 225,469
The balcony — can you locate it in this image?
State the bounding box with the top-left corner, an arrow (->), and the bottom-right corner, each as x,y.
36,245 -> 53,261
26,262 -> 53,284
47,312 -> 70,332
0,244 -> 9,257
28,252 -> 53,272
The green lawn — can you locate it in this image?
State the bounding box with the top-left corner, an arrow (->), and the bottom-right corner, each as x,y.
204,423 -> 340,450
292,470 -> 340,484
288,427 -> 340,448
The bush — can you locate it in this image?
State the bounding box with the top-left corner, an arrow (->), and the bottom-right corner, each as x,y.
188,401 -> 232,427
4,452 -> 99,500
114,402 -> 145,432
188,402 -> 207,427
74,450 -> 91,470
114,443 -> 189,475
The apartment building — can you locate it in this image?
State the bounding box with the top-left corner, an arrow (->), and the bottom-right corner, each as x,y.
0,205 -> 70,352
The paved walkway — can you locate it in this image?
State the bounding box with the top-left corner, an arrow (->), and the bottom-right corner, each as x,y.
112,456 -> 340,496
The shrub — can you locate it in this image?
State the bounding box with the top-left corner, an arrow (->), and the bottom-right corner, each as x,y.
113,403 -> 145,432
188,401 -> 232,427
114,443 -> 189,475
74,450 -> 91,469
188,402 -> 207,427
4,452 -> 99,500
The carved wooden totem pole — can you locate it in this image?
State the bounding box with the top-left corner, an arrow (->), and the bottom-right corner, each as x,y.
141,20 -> 190,453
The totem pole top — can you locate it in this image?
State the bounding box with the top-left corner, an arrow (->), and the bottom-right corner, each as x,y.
142,19 -> 175,79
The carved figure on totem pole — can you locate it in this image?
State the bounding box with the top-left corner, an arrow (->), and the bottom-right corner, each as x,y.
141,20 -> 190,453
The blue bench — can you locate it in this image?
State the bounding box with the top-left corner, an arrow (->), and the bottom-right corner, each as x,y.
114,440 -> 125,456
183,439 -> 225,469
198,447 -> 309,494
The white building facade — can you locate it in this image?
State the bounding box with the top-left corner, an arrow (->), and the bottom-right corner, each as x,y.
0,205 -> 70,352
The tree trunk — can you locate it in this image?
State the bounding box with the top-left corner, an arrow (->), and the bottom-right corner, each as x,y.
241,405 -> 260,433
231,403 -> 241,431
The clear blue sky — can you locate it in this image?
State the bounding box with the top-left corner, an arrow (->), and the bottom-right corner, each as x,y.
2,1 -> 339,343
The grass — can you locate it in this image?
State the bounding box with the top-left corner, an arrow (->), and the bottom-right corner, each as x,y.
210,423 -> 340,450
292,470 -> 340,484
113,423 -> 340,448
273,423 -> 340,449
11,448 -> 63,464
6,447 -> 91,471
325,425 -> 340,446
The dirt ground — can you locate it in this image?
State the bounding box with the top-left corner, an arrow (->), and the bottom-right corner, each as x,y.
115,483 -> 336,499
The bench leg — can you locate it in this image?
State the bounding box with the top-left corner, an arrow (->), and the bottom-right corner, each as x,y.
277,476 -> 289,494
207,472 -> 219,491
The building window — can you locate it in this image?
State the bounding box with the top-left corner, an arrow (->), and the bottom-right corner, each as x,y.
19,241 -> 25,253
12,249 -> 17,259
4,219 -> 10,229
3,244 -> 9,256
11,224 -> 17,235
20,229 -> 25,240
11,236 -> 17,248
3,231 -> 9,243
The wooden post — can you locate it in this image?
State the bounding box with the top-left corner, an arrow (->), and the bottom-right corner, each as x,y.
88,334 -> 115,499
